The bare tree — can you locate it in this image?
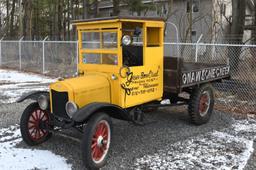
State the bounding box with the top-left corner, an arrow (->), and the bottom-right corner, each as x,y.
112,0 -> 120,16
23,0 -> 33,39
9,0 -> 16,37
17,0 -> 24,37
252,0 -> 256,44
93,0 -> 99,18
83,0 -> 89,19
5,0 -> 9,36
228,0 -> 246,74
58,0 -> 64,40
0,1 -> 2,31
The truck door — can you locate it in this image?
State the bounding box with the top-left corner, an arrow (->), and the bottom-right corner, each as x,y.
120,22 -> 164,108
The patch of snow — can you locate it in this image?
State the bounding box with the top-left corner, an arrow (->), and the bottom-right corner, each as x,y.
232,119 -> 256,137
0,125 -> 72,170
211,131 -> 254,170
0,69 -> 55,103
0,69 -> 53,83
134,118 -> 256,170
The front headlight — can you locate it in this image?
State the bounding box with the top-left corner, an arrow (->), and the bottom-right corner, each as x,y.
65,101 -> 78,118
122,35 -> 132,46
38,95 -> 49,110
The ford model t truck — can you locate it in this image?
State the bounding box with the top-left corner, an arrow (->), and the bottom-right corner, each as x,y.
18,17 -> 230,169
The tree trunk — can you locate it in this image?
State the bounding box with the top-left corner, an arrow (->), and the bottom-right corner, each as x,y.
70,0 -> 74,40
112,0 -> 120,16
6,0 -> 10,36
23,0 -> 33,40
35,0 -> 40,39
67,0 -> 71,40
228,0 -> 246,74
189,0 -> 193,42
0,9 -> 2,31
10,0 -> 16,37
252,0 -> 256,44
93,0 -> 99,18
83,0 -> 89,19
53,1 -> 58,40
63,1 -> 67,40
18,0 -> 24,37
49,1 -> 54,39
58,0 -> 63,40
230,0 -> 245,43
250,0 -> 256,69
75,0 -> 79,20
71,0 -> 80,40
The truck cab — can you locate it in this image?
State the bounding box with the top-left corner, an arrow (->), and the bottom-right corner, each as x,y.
50,17 -> 164,112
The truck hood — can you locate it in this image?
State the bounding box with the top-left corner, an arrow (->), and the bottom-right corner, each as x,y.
62,74 -> 109,92
50,73 -> 111,107
51,74 -> 110,93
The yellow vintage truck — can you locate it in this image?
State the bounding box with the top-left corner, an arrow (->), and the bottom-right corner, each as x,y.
17,17 -> 230,169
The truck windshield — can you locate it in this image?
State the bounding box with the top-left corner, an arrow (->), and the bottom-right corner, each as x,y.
82,32 -> 117,49
81,29 -> 118,65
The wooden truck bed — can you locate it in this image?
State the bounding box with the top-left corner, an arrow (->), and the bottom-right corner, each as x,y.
164,57 -> 230,93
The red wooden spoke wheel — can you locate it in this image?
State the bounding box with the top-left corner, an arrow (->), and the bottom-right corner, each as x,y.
20,102 -> 52,146
81,113 -> 112,169
199,91 -> 210,116
27,109 -> 49,141
91,120 -> 111,164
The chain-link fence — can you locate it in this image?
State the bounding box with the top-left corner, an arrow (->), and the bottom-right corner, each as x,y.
165,42 -> 256,114
0,40 -> 78,77
0,40 -> 255,114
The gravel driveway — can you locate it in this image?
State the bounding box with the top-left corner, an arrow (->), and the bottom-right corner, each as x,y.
1,102 -> 256,170
1,69 -> 256,170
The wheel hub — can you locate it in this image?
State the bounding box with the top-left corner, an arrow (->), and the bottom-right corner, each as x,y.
199,91 -> 210,116
97,136 -> 104,147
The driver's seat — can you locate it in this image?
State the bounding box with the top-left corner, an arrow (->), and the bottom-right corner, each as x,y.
122,45 -> 143,66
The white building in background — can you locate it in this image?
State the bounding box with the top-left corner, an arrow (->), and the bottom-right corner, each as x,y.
98,0 -> 215,44
95,0 -> 255,57
98,0 -> 254,43
97,0 -> 221,57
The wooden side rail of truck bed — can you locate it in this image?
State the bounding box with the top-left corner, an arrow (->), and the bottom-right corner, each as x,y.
164,56 -> 230,94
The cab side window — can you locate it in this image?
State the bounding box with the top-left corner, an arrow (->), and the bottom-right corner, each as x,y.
147,27 -> 161,47
122,22 -> 143,67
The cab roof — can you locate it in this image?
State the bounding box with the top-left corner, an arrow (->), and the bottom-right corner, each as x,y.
72,16 -> 164,25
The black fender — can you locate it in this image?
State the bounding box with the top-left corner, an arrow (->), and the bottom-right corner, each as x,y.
72,102 -> 131,123
17,91 -> 49,103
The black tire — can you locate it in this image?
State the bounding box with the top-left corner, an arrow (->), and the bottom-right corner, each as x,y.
188,84 -> 214,125
81,112 -> 112,170
20,102 -> 52,146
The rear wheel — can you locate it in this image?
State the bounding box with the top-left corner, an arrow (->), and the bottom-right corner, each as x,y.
81,112 -> 112,169
20,102 -> 52,146
188,84 -> 214,125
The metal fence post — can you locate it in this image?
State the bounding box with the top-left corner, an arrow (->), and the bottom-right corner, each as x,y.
195,34 -> 203,62
76,40 -> 79,72
19,36 -> 24,70
0,37 -> 4,67
42,36 -> 48,74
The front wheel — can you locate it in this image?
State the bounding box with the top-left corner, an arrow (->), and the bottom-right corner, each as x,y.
81,112 -> 112,169
188,84 -> 214,125
20,102 -> 52,146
